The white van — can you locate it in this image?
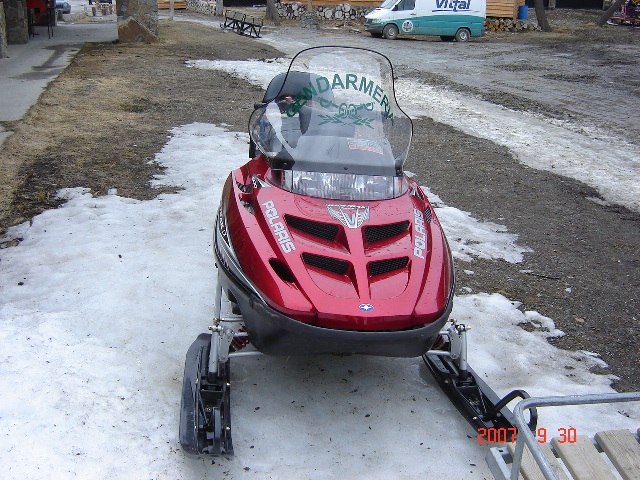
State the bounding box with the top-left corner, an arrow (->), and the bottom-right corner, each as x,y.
364,0 -> 486,41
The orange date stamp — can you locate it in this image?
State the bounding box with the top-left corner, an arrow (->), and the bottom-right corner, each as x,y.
477,427 -> 579,444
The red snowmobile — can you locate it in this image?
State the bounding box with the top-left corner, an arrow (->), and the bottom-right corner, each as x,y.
179,46 -> 535,456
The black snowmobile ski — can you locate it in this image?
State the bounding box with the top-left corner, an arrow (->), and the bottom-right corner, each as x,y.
179,333 -> 233,457
423,322 -> 538,433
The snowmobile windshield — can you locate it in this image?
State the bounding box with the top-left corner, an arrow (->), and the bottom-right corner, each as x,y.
249,46 -> 413,201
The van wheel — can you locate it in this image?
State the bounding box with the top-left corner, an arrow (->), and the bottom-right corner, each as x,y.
383,24 -> 399,40
455,28 -> 470,42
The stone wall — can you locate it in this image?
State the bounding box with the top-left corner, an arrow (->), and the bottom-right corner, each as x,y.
277,2 -> 373,20
116,0 -> 159,42
185,0 -> 217,16
185,0 -> 373,20
3,0 -> 28,44
1,2 -> 8,57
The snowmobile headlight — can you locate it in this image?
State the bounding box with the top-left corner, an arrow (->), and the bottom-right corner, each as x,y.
270,170 -> 407,201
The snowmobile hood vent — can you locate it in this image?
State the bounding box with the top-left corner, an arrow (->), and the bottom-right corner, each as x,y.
424,208 -> 433,224
364,221 -> 410,244
302,253 -> 349,275
285,215 -> 339,242
369,257 -> 409,276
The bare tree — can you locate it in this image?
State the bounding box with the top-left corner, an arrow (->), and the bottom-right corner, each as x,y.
597,0 -> 626,26
534,0 -> 551,32
266,0 -> 281,26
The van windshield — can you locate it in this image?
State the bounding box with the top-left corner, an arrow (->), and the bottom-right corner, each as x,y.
379,0 -> 396,8
394,0 -> 415,10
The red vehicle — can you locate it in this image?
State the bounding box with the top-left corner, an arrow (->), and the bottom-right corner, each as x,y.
179,46 -> 535,457
610,0 -> 640,25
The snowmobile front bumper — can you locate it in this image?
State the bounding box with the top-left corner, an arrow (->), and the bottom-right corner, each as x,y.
215,251 -> 453,357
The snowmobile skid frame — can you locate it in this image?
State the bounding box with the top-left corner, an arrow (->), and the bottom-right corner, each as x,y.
180,284 -> 538,457
423,322 -> 538,433
178,331 -> 233,457
179,284 -> 246,457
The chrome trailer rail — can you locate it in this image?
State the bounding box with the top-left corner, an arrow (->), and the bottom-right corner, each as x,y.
486,391 -> 640,480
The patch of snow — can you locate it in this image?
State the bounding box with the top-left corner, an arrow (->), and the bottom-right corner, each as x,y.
1,124 -> 637,479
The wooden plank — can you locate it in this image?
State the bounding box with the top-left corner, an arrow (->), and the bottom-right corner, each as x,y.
487,6 -> 514,12
552,435 -> 617,480
487,0 -> 519,19
487,5 -> 517,18
507,442 -> 571,480
157,0 -> 186,9
487,9 -> 516,17
595,429 -> 640,480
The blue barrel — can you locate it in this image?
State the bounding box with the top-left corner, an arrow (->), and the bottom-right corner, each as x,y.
517,5 -> 528,20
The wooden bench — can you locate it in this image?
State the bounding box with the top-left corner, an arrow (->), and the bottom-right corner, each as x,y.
157,0 -> 187,10
220,9 -> 263,38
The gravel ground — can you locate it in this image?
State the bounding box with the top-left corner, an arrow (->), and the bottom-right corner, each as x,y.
0,10 -> 638,391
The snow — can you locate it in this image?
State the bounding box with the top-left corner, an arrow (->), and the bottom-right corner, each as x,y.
398,80 -> 640,214
2,56 -> 640,478
422,187 -> 532,264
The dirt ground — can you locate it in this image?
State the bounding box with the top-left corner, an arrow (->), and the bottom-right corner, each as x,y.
0,12 -> 638,392
0,20 -> 278,229
1,9 -> 635,229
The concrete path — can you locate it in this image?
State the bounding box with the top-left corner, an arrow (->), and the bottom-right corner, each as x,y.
0,18 -> 117,146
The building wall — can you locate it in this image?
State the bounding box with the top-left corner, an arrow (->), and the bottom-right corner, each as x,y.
1,2 -> 9,57
3,0 -> 28,44
116,0 -> 159,42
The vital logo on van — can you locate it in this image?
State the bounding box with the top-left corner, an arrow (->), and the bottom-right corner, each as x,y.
434,0 -> 471,12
